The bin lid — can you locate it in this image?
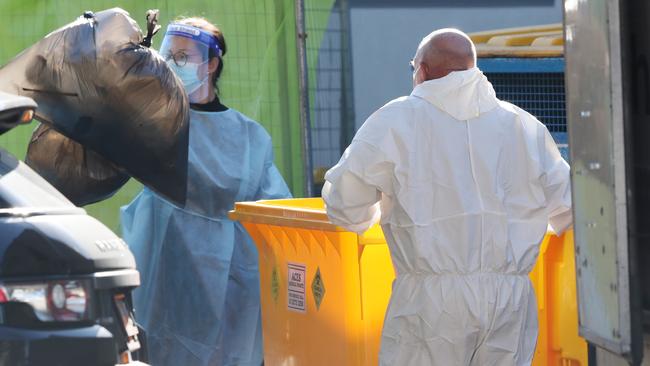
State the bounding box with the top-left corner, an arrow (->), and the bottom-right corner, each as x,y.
230,198 -> 342,231
229,198 -> 386,244
469,23 -> 563,58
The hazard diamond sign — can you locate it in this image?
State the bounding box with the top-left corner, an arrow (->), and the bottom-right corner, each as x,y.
311,267 -> 326,310
271,266 -> 280,303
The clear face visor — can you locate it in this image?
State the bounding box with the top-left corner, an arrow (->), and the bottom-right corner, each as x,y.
159,24 -> 222,103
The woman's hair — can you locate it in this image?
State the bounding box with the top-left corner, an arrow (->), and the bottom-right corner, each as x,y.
175,17 -> 227,91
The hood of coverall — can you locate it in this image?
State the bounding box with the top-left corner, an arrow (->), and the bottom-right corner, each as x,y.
411,67 -> 498,121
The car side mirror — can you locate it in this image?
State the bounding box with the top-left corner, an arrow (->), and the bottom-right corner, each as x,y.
0,92 -> 36,135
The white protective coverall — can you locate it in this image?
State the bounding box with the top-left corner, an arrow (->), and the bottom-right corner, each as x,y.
322,67 -> 572,366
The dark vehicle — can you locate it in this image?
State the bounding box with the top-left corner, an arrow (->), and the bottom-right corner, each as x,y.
0,90 -> 147,365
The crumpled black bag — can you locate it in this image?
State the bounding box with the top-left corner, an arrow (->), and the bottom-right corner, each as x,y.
0,8 -> 189,205
26,123 -> 130,206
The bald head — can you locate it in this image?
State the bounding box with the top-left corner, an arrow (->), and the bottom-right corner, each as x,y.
412,28 -> 476,85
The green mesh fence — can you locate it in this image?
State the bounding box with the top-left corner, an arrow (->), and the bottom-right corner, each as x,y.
305,0 -> 353,194
0,0 -> 335,232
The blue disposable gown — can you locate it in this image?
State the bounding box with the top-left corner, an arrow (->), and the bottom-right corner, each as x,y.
121,108 -> 291,366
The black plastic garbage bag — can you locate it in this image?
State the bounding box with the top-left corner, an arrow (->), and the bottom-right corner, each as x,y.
26,123 -> 130,206
0,8 -> 189,205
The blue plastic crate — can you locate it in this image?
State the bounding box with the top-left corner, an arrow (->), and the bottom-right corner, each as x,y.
478,58 -> 568,161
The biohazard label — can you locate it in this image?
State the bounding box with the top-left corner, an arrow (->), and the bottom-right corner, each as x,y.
287,263 -> 306,313
271,266 -> 280,303
311,267 -> 326,310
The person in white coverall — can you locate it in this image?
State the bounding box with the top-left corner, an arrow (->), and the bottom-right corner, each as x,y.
322,29 -> 572,366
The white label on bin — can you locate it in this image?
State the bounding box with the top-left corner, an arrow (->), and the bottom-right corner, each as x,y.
287,263 -> 306,313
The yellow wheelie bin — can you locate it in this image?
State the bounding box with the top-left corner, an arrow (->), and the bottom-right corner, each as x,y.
229,198 -> 586,366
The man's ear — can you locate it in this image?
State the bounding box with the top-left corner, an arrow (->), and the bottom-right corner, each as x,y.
208,57 -> 220,74
421,62 -> 433,81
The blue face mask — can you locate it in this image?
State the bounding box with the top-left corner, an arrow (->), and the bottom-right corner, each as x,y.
167,60 -> 209,95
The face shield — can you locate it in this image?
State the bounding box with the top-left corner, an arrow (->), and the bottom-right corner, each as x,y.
159,23 -> 223,103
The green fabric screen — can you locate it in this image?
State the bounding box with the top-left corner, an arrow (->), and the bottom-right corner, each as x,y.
0,0 -> 336,232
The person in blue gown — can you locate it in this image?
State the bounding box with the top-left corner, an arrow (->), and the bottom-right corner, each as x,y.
121,17 -> 291,366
